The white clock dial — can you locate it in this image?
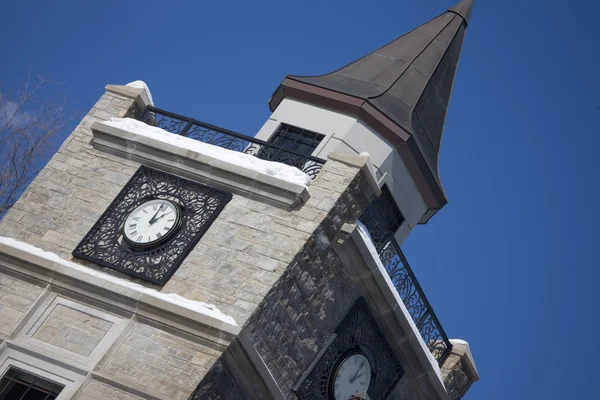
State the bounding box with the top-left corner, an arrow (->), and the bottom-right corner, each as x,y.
332,352 -> 372,400
123,199 -> 180,247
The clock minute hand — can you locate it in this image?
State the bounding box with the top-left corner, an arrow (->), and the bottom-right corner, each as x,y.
149,205 -> 165,224
349,360 -> 366,383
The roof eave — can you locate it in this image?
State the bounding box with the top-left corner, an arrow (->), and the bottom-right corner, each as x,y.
270,78 -> 448,223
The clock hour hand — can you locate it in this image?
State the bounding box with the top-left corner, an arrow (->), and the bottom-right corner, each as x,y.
352,372 -> 365,381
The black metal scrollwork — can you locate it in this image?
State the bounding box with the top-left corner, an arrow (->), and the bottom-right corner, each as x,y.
72,166 -> 232,286
137,107 -> 325,180
359,202 -> 452,365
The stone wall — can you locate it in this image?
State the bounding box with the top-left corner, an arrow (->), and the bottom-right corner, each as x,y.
0,267 -> 227,400
191,161 -> 378,399
440,342 -> 478,400
0,273 -> 44,337
0,87 -> 140,260
0,84 -> 371,326
76,380 -> 145,400
163,156 -> 372,325
98,323 -> 220,400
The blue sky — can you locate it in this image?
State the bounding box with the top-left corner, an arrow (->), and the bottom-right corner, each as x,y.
1,0 -> 599,398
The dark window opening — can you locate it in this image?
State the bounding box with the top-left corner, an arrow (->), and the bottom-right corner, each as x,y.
269,124 -> 325,156
0,368 -> 64,400
378,184 -> 405,233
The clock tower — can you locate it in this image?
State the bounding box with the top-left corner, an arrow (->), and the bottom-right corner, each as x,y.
0,1 -> 478,399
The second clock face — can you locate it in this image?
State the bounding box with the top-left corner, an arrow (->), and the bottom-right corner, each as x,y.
331,352 -> 372,400
123,199 -> 181,248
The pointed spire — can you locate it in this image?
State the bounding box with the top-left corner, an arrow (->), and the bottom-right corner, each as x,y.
448,0 -> 475,25
268,1 -> 474,220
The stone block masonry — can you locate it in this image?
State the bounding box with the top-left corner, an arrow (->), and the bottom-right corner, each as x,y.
0,266 -> 230,400
0,82 -> 384,399
192,160 -> 379,399
0,273 -> 44,337
75,380 -> 145,400
0,87 -> 141,261
98,323 -> 222,400
163,156 -> 373,324
0,84 -> 377,326
33,304 -> 113,357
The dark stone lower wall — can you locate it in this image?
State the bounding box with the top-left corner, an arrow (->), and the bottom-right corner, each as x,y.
189,358 -> 250,400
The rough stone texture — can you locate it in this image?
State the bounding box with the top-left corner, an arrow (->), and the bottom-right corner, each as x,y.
387,377 -> 418,400
163,158 -> 370,325
189,358 -> 251,400
441,351 -> 473,400
0,89 -> 140,262
101,323 -> 221,400
0,85 -> 374,326
33,304 -> 113,356
192,167 -> 378,399
75,380 -> 145,400
0,273 -> 44,337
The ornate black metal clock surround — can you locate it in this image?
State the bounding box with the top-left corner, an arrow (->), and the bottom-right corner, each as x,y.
72,166 -> 232,285
296,298 -> 404,400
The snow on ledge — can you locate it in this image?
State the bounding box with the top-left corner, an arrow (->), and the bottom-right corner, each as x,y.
102,117 -> 312,188
355,221 -> 443,381
0,236 -> 237,327
126,80 -> 154,106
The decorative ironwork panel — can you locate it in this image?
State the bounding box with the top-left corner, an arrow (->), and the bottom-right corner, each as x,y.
73,166 -> 232,286
137,106 -> 325,180
359,202 -> 452,364
296,298 -> 404,400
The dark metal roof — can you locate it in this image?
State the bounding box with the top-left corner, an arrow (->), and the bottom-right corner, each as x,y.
269,0 -> 475,222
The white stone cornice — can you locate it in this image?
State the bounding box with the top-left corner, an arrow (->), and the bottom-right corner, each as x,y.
0,239 -> 240,349
91,120 -> 311,211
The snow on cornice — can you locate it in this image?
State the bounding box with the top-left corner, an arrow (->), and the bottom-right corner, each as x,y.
126,80 -> 154,106
0,236 -> 237,326
102,117 -> 312,188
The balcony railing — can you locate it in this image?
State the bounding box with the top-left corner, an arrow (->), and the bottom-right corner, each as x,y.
136,106 -> 325,180
135,106 -> 451,364
360,202 -> 452,364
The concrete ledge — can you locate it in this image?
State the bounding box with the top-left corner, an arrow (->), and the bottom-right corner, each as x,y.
91,121 -> 311,211
0,241 -> 240,348
449,339 -> 479,382
105,84 -> 152,112
334,224 -> 449,400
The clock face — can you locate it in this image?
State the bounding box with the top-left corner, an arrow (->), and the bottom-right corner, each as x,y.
331,352 -> 372,400
123,199 -> 181,248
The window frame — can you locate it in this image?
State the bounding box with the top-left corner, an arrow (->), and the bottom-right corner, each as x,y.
0,344 -> 84,400
378,184 -> 405,234
268,124 -> 325,156
0,366 -> 64,400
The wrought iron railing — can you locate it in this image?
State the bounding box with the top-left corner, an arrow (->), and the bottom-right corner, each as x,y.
360,202 -> 452,364
136,106 -> 325,180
